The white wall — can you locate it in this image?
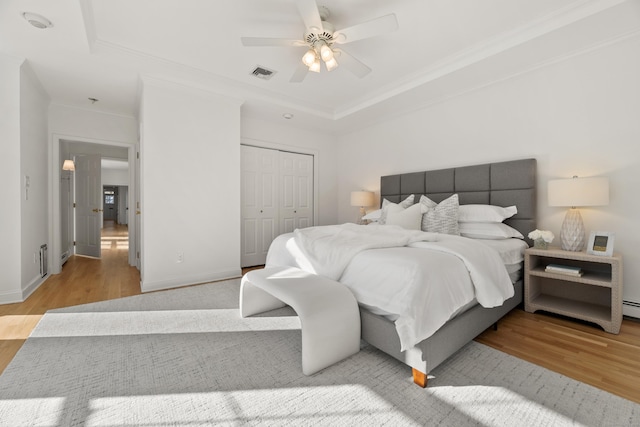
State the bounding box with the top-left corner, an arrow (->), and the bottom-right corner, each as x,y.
102,168 -> 129,186
0,57 -> 50,304
20,63 -> 50,297
140,77 -> 243,292
49,105 -> 138,144
336,36 -> 640,309
241,116 -> 339,226
49,105 -> 138,273
0,55 -> 24,302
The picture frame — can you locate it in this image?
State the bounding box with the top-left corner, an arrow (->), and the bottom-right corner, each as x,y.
587,231 -> 615,257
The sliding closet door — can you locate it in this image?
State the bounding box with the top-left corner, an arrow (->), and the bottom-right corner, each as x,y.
280,151 -> 313,234
241,146 -> 278,267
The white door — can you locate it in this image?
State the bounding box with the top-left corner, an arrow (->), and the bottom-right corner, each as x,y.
241,146 -> 279,267
118,186 -> 128,225
280,151 -> 313,234
75,154 -> 102,258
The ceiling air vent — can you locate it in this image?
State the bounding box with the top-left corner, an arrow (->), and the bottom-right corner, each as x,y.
251,66 -> 276,80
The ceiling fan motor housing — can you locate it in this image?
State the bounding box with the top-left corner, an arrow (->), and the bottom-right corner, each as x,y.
304,20 -> 335,50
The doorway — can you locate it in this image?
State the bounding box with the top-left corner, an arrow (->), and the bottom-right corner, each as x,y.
103,186 -> 118,222
53,137 -> 138,274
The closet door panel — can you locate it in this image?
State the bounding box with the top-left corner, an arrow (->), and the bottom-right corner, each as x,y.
241,146 -> 278,267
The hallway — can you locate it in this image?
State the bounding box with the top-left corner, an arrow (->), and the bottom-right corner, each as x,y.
0,221 -> 141,373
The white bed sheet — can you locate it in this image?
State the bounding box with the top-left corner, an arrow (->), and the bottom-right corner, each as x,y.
475,238 -> 528,282
474,238 -> 529,265
266,225 -> 516,351
340,246 -> 475,350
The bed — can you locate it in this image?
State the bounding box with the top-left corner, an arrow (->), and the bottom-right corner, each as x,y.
268,158 -> 537,386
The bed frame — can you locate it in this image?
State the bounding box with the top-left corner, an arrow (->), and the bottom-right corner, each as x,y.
361,158 -> 537,387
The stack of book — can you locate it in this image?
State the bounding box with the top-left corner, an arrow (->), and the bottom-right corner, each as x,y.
545,264 -> 583,277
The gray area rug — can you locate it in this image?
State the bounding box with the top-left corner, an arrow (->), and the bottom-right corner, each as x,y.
0,279 -> 638,426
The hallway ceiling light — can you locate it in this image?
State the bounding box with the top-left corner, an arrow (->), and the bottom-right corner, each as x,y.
22,12 -> 53,29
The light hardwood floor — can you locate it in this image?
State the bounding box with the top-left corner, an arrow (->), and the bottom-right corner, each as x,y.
476,308 -> 640,403
1,234 -> 639,404
0,221 -> 141,372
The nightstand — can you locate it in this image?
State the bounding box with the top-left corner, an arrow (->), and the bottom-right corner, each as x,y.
524,247 -> 623,334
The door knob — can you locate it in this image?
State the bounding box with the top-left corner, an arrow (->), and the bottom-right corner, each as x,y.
92,208 -> 99,213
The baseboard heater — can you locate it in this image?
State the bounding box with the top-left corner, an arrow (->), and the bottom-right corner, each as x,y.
40,244 -> 47,278
623,299 -> 640,319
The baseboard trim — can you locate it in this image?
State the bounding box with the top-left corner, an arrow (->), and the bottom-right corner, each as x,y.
623,300 -> 640,319
21,274 -> 47,301
141,269 -> 242,293
0,289 -> 24,305
0,274 -> 48,305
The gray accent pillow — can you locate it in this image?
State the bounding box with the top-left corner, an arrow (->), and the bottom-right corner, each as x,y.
420,194 -> 460,235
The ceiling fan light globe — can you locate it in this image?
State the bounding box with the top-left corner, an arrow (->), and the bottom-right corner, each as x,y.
302,49 -> 317,67
325,57 -> 338,71
320,44 -> 334,62
309,59 -> 321,73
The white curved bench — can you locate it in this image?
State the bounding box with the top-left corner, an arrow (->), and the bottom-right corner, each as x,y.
240,266 -> 361,375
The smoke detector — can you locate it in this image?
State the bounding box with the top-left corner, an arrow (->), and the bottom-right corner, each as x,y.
22,12 -> 53,29
251,66 -> 276,80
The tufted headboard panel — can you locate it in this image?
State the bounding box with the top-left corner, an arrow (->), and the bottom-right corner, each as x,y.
380,158 -> 537,246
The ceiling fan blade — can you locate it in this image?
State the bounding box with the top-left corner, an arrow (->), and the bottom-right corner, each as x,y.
290,63 -> 309,83
333,14 -> 398,44
241,37 -> 305,47
296,0 -> 323,31
333,49 -> 371,79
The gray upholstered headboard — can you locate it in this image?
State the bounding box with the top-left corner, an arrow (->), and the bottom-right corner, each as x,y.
380,158 -> 537,246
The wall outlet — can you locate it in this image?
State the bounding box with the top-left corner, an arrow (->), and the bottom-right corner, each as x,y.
176,251 -> 184,263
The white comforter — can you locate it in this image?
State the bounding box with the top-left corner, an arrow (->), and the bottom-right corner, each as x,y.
266,223 -> 514,350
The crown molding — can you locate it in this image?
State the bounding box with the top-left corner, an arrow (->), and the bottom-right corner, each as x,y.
334,0 -> 630,120
91,39 -> 336,120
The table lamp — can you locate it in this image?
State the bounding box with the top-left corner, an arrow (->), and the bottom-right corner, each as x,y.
548,176 -> 609,251
350,191 -> 374,225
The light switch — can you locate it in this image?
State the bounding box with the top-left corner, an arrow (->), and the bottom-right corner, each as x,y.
24,175 -> 30,200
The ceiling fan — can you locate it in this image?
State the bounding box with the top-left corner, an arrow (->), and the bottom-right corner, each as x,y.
241,0 -> 399,82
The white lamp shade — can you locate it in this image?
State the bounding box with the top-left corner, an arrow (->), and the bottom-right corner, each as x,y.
302,49 -> 316,67
350,191 -> 374,207
325,57 -> 338,71
62,159 -> 75,171
548,177 -> 609,207
320,43 -> 334,62
309,58 -> 321,73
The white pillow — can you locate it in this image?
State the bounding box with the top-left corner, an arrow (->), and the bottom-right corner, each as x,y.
379,195 -> 414,225
459,222 -> 524,240
362,209 -> 382,221
458,204 -> 518,223
420,194 -> 460,235
385,202 -> 425,230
